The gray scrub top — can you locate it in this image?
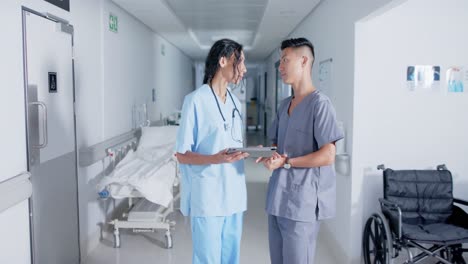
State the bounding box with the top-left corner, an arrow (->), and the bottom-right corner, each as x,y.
266,90 -> 344,222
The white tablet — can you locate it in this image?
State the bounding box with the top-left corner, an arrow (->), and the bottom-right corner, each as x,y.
227,146 -> 277,158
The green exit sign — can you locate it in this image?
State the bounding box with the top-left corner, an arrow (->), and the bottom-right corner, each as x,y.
109,13 -> 118,33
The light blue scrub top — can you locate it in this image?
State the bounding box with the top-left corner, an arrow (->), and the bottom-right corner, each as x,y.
176,84 -> 246,217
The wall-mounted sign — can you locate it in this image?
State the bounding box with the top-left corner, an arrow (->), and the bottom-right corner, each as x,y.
109,13 -> 118,33
319,58 -> 333,95
406,65 -> 440,92
446,66 -> 467,93
48,72 -> 57,93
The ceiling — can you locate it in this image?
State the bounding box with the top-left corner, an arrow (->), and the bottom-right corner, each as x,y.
112,0 -> 321,61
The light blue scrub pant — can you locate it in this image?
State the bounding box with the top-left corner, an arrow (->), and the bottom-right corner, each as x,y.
268,215 -> 321,264
191,212 -> 243,264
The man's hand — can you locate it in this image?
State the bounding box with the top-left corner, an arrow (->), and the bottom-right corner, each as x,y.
262,152 -> 287,171
212,149 -> 249,164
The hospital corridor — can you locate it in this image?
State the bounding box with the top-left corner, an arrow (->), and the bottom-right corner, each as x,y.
1,0 -> 468,264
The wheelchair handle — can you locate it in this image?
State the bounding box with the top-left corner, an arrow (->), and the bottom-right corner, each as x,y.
437,164 -> 448,170
454,198 -> 468,207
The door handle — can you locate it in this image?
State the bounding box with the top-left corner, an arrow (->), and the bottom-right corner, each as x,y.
29,101 -> 48,149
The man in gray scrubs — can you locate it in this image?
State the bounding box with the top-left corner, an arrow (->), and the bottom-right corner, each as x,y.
258,38 -> 344,264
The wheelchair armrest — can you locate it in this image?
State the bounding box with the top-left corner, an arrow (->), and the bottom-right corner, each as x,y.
454,198 -> 468,207
379,198 -> 402,239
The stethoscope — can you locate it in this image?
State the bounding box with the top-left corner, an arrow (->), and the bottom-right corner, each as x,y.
209,86 -> 242,132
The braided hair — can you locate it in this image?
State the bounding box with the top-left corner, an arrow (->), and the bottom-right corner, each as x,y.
203,39 -> 243,85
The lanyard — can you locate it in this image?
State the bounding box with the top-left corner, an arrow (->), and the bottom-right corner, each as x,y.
209,86 -> 239,131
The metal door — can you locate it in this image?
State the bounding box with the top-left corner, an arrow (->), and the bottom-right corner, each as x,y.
22,8 -> 80,264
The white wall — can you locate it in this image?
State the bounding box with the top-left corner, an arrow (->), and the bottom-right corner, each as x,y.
101,1 -> 155,138
73,0 -> 103,149
151,35 -> 194,121
353,0 -> 468,262
0,201 -> 31,264
0,0 -> 194,262
263,0 -> 391,262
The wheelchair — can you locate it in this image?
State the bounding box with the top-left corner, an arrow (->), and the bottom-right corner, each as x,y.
363,164 -> 468,264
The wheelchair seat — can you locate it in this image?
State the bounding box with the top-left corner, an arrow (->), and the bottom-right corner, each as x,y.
363,165 -> 468,264
402,222 -> 468,244
384,168 -> 468,245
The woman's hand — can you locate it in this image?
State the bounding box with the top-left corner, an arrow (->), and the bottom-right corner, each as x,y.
212,149 -> 249,164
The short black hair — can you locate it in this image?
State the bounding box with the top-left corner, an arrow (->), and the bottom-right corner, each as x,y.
203,39 -> 243,85
281,37 -> 315,60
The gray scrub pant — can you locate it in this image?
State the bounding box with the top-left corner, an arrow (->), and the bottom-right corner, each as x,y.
268,215 -> 320,264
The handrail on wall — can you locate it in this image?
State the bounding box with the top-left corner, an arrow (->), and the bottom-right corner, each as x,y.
79,129 -> 141,167
0,172 -> 32,214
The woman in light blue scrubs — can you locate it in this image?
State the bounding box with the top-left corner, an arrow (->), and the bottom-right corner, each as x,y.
175,39 -> 249,264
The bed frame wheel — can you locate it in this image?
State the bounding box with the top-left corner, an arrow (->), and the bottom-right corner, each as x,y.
165,231 -> 173,249
113,228 -> 121,248
363,212 -> 393,264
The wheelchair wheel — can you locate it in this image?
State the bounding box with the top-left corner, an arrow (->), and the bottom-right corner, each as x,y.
447,244 -> 466,264
363,212 -> 393,264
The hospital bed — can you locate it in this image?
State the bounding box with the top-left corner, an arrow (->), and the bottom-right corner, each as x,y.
80,123 -> 180,249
